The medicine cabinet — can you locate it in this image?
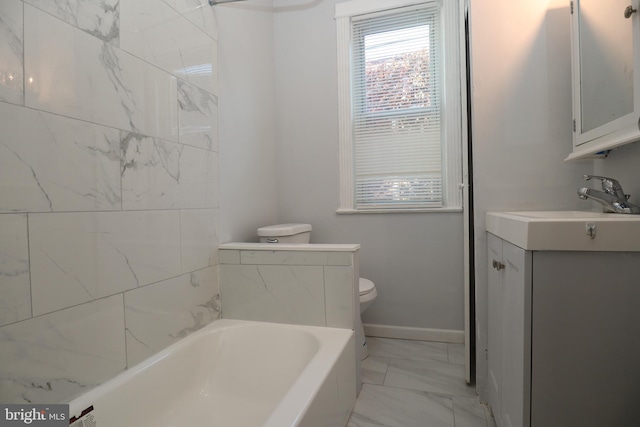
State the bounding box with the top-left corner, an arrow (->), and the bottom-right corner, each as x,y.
567,0 -> 640,160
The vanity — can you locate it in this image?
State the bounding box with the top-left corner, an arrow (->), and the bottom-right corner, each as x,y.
485,211 -> 640,427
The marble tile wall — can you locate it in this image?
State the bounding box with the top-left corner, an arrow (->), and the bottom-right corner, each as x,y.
0,0 -> 220,404
219,249 -> 357,329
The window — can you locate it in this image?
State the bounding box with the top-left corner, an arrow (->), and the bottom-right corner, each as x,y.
336,0 -> 463,213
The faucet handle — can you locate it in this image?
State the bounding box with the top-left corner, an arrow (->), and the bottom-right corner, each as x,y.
583,175 -> 626,198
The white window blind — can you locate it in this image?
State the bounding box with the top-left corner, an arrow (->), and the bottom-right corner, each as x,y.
351,5 -> 443,210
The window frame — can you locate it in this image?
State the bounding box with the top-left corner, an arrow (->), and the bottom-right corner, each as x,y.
335,0 -> 464,214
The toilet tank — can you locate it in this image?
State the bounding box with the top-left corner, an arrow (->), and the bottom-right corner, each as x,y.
257,223 -> 312,244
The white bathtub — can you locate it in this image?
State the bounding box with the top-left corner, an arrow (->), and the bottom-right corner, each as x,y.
68,320 -> 356,427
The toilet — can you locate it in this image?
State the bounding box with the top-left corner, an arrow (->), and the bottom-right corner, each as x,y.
357,277 -> 377,360
257,223 -> 377,360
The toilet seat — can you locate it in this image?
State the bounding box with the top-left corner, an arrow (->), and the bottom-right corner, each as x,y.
359,277 -> 375,296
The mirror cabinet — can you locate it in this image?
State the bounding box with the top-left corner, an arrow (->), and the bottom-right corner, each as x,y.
568,0 -> 640,160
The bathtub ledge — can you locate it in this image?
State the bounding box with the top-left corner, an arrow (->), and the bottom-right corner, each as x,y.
219,242 -> 360,252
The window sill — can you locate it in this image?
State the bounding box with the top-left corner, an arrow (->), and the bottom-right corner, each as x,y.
336,207 -> 463,214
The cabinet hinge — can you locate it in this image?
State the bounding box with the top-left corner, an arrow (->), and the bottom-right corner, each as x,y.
485,348 -> 488,360
570,1 -> 574,14
573,119 -> 576,132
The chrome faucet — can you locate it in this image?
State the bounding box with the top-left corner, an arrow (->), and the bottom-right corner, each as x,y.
578,175 -> 640,214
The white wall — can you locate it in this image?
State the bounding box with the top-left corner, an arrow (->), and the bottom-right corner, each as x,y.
273,0 -> 466,332
469,0 -> 594,399
218,0 -> 280,243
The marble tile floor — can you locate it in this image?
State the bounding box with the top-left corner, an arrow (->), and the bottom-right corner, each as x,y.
348,337 -> 496,427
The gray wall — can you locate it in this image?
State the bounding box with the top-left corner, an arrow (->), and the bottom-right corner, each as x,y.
218,0 -> 280,243
468,0 -> 594,399
273,0 -> 466,331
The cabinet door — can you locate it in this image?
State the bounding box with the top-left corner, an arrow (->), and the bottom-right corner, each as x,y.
500,242 -> 531,427
487,234 -> 503,423
531,251 -> 640,426
487,235 -> 532,427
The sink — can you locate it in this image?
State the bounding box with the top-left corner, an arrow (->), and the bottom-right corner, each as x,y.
486,211 -> 640,251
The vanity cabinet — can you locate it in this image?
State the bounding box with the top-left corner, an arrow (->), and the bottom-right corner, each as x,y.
568,0 -> 640,160
487,233 -> 640,427
487,234 -> 531,427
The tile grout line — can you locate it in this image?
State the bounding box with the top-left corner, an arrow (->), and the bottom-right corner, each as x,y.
0,265 -> 217,328
122,292 -> 129,368
381,357 -> 389,385
26,213 -> 33,319
353,338 -> 484,427
21,0 -> 25,106
451,395 -> 458,427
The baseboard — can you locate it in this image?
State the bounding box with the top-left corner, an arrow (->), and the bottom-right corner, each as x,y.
363,323 -> 464,343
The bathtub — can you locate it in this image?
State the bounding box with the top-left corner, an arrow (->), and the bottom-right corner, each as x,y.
68,319 -> 356,427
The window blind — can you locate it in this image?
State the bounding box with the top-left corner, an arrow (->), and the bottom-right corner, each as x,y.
351,5 -> 442,210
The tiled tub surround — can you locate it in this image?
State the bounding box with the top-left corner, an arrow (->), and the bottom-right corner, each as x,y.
219,242 -> 362,395
0,215 -> 30,326
69,320 -> 356,427
0,102 -> 122,213
120,0 -> 218,95
24,5 -> 179,143
0,0 -> 24,105
0,0 -> 220,404
120,131 -> 219,210
23,0 -> 120,45
219,243 -> 360,330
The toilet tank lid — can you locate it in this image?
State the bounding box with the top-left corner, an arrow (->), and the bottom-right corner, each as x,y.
257,223 -> 312,237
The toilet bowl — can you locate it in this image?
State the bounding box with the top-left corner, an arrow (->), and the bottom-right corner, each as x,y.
357,277 -> 377,360
257,223 -> 378,360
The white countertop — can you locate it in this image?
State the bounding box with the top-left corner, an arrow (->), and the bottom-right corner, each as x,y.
486,211 -> 640,251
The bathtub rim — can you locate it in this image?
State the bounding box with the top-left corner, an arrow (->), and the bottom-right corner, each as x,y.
263,324 -> 354,427
67,319 -> 354,425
